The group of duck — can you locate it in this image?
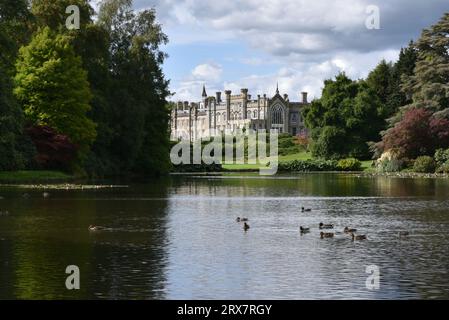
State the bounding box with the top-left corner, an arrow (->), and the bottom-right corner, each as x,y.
300,223 -> 367,241
236,207 -> 410,241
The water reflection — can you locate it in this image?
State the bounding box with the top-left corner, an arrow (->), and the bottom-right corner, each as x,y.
1,174 -> 449,299
0,182 -> 171,299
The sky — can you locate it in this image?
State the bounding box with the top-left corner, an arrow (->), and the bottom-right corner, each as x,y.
129,0 -> 448,102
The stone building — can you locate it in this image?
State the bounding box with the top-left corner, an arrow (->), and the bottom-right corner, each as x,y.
170,84 -> 309,141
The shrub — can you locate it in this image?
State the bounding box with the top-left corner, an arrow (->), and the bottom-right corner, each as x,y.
278,159 -> 338,172
434,148 -> 449,166
436,160 -> 449,174
337,158 -> 362,171
26,125 -> 78,171
377,158 -> 403,173
413,156 -> 436,173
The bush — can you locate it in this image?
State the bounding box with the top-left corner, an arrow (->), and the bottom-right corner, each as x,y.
278,159 -> 338,172
337,158 -> 362,171
413,156 -> 436,173
436,160 -> 449,174
434,148 -> 449,166
377,158 -> 403,173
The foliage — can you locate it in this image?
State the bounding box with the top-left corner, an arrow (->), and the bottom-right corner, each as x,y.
278,159 -> 338,172
14,27 -> 96,161
436,161 -> 449,174
303,73 -> 386,159
26,125 -> 78,171
413,156 -> 436,173
434,148 -> 449,166
0,0 -> 33,170
376,158 -> 403,173
381,108 -> 449,159
337,158 -> 362,171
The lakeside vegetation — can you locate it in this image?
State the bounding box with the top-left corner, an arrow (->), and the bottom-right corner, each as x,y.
1,2 -> 449,178
0,170 -> 73,183
1,0 -> 170,178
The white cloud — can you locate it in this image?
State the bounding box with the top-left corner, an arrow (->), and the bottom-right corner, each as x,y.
132,0 -> 448,101
191,63 -> 222,82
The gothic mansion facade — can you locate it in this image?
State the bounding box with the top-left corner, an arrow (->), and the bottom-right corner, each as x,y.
170,85 -> 309,141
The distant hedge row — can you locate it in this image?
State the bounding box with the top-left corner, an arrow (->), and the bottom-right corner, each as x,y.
278,158 -> 362,172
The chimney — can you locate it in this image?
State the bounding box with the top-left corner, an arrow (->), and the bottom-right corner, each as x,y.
241,89 -> 248,120
216,92 -> 222,103
225,90 -> 232,119
283,94 -> 288,101
301,92 -> 308,104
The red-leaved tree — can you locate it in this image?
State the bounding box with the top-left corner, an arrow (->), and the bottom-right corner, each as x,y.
26,125 -> 78,171
382,108 -> 449,159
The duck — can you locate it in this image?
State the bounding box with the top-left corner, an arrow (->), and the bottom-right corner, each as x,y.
320,232 -> 334,239
301,207 -> 312,212
88,225 -> 106,232
344,227 -> 357,233
351,233 -> 367,241
43,192 -> 50,198
243,222 -> 250,231
399,231 -> 409,237
319,222 -> 334,229
236,217 -> 249,222
300,226 -> 310,233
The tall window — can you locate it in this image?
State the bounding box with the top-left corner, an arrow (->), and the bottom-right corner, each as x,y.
271,105 -> 284,125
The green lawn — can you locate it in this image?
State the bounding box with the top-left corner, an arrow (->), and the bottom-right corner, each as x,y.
0,170 -> 73,183
222,151 -> 375,172
222,151 -> 312,171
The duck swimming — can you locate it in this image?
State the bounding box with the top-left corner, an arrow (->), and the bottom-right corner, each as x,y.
319,222 -> 334,229
243,222 -> 250,231
320,232 -> 334,239
301,207 -> 312,212
351,233 -> 367,241
344,227 -> 357,233
88,225 -> 106,232
236,217 -> 249,222
300,226 -> 310,233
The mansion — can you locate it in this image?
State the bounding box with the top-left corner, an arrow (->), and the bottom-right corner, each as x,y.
170,85 -> 309,141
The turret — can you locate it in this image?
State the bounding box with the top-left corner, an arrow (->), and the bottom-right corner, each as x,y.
241,88 -> 248,120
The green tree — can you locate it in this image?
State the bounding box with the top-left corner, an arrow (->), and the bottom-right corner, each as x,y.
402,13 -> 449,115
0,0 -> 34,170
14,27 -> 96,162
87,0 -> 171,176
303,73 -> 384,159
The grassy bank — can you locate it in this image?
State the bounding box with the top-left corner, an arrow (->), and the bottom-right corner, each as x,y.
0,171 -> 74,183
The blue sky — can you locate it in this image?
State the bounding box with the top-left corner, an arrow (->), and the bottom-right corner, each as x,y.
128,0 -> 449,102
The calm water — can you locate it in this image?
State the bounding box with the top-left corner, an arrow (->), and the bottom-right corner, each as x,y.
1,173 -> 449,300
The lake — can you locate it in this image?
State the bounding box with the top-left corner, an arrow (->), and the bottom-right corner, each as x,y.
1,173 -> 449,299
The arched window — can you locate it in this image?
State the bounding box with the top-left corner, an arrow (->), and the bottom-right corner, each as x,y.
247,110 -> 252,119
271,104 -> 284,125
253,110 -> 258,118
223,112 -> 227,121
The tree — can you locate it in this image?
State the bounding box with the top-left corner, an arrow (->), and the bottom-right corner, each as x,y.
0,0 -> 33,170
303,73 -> 384,159
402,13 -> 449,115
381,108 -> 449,159
14,27 -> 96,163
87,0 -> 171,176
